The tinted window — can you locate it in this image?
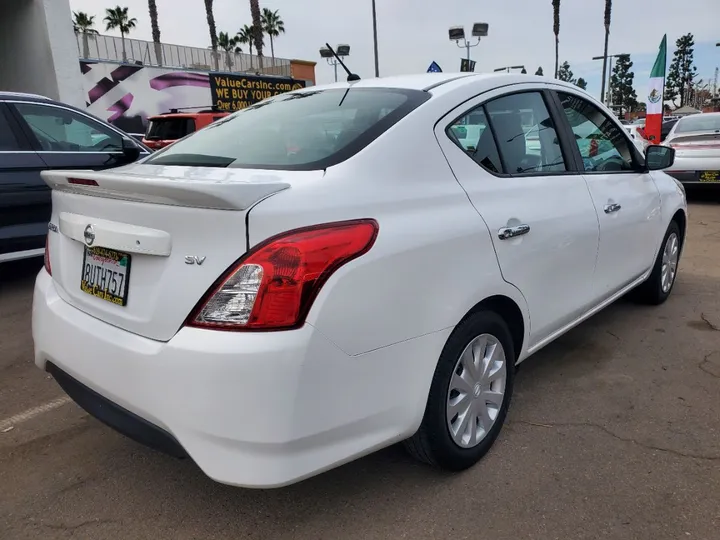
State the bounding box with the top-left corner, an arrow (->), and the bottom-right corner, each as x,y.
0,109 -> 20,151
13,103 -> 122,153
558,92 -> 635,172
146,88 -> 430,170
485,92 -> 567,174
146,118 -> 196,140
675,115 -> 720,133
447,108 -> 502,174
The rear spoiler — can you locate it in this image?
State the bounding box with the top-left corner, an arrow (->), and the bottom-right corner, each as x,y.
41,169 -> 291,211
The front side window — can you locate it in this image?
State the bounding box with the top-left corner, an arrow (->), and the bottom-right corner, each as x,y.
485,92 -> 567,174
13,103 -> 122,153
145,88 -> 430,170
558,92 -> 635,172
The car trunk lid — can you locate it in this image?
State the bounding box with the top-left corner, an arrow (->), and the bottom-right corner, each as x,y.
41,164 -> 317,341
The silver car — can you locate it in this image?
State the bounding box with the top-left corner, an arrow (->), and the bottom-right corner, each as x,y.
664,113 -> 720,185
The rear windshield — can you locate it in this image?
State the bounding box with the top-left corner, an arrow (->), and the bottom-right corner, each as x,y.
675,115 -> 720,133
145,88 -> 430,170
145,118 -> 196,140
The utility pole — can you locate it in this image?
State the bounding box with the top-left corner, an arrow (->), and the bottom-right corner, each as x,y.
371,0 -> 379,77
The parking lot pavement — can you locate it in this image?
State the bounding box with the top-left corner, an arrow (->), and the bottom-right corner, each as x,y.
1,199 -> 719,540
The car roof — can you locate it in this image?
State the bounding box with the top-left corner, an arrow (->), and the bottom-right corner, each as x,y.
0,91 -> 52,102
294,73 -> 583,96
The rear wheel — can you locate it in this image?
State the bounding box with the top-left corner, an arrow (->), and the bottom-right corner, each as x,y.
405,310 -> 515,470
632,221 -> 681,305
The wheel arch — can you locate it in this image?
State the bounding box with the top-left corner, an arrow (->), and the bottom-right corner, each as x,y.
671,208 -> 687,249
459,294 -> 526,363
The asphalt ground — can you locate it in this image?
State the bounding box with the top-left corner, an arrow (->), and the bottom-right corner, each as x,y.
1,194 -> 718,540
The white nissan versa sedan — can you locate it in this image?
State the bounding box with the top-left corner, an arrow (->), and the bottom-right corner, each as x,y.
33,73 -> 686,488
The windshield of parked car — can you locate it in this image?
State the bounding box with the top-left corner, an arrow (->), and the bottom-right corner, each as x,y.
675,115 -> 720,133
145,88 -> 429,170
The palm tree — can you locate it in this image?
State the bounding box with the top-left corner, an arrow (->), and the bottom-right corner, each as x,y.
218,31 -> 239,71
147,0 -> 163,65
600,0 -> 612,104
72,11 -> 98,60
249,0 -> 264,70
261,8 -> 285,67
552,0 -> 560,78
104,6 -> 137,62
237,25 -> 262,69
204,0 -> 219,70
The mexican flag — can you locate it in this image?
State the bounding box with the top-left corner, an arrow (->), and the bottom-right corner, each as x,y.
645,35 -> 667,144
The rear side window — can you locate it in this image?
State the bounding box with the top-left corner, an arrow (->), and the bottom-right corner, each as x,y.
447,108 -> 502,174
447,91 -> 567,176
145,118 -> 196,141
146,88 -> 430,170
0,109 -> 20,151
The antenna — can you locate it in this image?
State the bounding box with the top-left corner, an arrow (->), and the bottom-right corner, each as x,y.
325,43 -> 360,82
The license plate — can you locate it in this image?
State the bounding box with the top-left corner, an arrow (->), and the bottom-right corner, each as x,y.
80,246 -> 131,306
699,171 -> 720,183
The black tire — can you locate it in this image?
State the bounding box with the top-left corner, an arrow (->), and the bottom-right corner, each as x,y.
404,310 -> 515,471
631,220 -> 682,305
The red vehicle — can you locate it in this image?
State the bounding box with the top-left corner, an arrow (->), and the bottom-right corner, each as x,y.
142,109 -> 229,150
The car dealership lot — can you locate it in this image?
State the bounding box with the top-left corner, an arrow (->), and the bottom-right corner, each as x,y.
1,198 -> 719,540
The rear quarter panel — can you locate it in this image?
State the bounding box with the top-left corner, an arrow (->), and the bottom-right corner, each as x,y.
247,100 -> 530,357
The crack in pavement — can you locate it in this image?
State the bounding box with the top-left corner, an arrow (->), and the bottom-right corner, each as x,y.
700,313 -> 720,331
40,518 -> 120,531
514,420 -> 720,461
699,351 -> 720,379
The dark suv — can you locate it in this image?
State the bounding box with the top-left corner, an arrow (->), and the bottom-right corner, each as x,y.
0,92 -> 150,263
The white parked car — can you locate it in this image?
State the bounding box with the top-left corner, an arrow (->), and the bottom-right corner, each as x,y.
663,112 -> 720,185
33,74 -> 686,488
625,125 -> 650,153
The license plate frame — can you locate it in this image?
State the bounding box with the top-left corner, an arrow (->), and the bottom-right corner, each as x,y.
698,170 -> 720,183
80,246 -> 132,306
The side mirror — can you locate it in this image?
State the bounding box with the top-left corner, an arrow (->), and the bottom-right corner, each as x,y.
121,138 -> 141,162
645,144 -> 675,171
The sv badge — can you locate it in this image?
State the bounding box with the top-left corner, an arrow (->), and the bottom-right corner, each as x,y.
185,256 -> 206,265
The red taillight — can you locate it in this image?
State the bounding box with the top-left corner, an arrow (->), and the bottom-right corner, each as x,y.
44,235 -> 52,275
188,220 -> 379,331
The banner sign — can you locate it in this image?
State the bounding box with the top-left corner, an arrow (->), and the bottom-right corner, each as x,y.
209,73 -> 306,112
460,59 -> 476,73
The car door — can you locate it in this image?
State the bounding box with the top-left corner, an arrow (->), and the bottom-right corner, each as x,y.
7,101 -> 142,172
553,90 -> 662,298
0,102 -> 49,261
436,86 -> 600,348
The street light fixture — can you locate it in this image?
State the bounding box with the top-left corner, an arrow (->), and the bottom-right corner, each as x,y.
320,44 -> 350,82
449,22 -> 489,64
592,53 -> 627,106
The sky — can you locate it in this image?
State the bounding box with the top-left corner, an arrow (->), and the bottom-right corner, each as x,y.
70,0 -> 720,102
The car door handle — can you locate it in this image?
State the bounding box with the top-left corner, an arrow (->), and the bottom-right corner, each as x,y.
604,203 -> 622,214
498,224 -> 530,240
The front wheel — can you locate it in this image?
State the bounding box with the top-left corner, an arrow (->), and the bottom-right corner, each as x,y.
632,221 -> 682,305
405,310 -> 515,471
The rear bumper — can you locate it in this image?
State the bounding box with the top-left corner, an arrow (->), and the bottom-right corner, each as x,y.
666,155 -> 720,184
32,270 -> 447,488
47,362 -> 187,458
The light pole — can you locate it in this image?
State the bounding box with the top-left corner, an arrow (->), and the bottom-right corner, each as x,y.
449,22 -> 489,66
494,65 -> 525,73
320,44 -> 350,83
592,53 -> 627,106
